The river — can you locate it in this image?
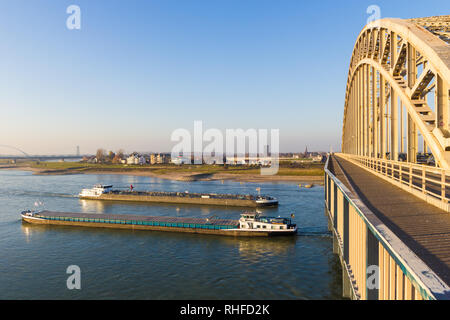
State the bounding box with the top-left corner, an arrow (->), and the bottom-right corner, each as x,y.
0,170 -> 342,299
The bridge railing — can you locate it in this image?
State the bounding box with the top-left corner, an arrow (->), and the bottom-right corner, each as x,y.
338,153 -> 450,212
325,155 -> 450,300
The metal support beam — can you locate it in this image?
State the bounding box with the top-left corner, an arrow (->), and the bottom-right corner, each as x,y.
391,89 -> 399,161
407,43 -> 417,89
436,75 -> 449,133
380,75 -> 386,158
400,103 -> 404,153
366,65 -> 371,156
372,67 -> 378,158
408,115 -> 417,163
364,65 -> 369,156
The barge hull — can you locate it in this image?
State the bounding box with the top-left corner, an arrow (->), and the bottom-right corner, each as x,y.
79,194 -> 275,207
21,211 -> 295,237
22,217 -> 295,237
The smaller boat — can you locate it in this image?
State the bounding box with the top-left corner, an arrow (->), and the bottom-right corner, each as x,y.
304,184 -> 313,189
255,197 -> 279,206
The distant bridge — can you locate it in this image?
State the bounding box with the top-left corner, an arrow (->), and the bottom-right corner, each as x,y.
0,155 -> 88,160
326,15 -> 450,300
0,145 -> 91,160
0,145 -> 31,158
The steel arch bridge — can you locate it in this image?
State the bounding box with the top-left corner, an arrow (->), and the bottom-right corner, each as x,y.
0,144 -> 30,157
342,15 -> 450,168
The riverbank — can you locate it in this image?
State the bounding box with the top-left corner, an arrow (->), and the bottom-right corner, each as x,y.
0,163 -> 324,184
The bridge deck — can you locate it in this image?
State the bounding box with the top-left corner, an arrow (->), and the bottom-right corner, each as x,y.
331,155 -> 450,286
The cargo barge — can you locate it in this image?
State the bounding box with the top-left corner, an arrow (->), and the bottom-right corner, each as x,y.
79,185 -> 278,207
21,210 -> 297,237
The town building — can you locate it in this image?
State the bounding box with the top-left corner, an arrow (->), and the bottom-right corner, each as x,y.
127,154 -> 146,165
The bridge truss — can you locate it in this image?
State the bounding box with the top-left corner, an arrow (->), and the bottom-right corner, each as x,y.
342,16 -> 450,168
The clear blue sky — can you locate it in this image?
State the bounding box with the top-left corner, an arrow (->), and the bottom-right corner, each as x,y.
0,0 -> 448,155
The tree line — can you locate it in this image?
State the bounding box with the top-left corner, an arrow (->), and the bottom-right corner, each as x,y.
96,148 -> 125,164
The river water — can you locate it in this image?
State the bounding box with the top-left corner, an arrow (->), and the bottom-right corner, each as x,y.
0,170 -> 342,299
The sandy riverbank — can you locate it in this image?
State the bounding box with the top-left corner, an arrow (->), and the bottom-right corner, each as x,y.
0,165 -> 324,184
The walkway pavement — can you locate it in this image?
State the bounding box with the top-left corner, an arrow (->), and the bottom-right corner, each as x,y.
331,155 -> 450,285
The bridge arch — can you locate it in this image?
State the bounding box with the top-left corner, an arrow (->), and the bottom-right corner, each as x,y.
342,16 -> 450,168
0,145 -> 30,157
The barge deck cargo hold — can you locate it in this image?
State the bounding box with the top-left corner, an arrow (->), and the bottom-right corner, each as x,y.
21,210 -> 297,237
79,185 -> 278,207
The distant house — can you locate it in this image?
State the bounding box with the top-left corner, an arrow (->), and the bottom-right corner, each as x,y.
148,153 -> 170,164
171,156 -> 189,165
225,156 -> 271,166
127,154 -> 146,165
126,155 -> 137,165
203,154 -> 224,165
150,154 -> 156,165
225,156 -> 237,165
87,156 -> 97,164
258,158 -> 272,166
159,154 -> 171,164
